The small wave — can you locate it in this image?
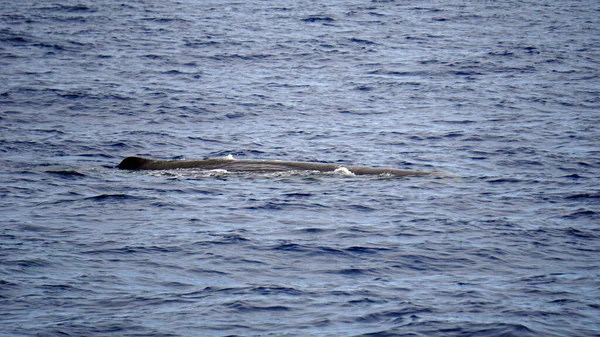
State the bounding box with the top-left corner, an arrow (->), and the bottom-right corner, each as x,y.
349,38 -> 375,45
348,204 -> 376,212
45,169 -> 85,177
81,245 -> 182,255
487,177 -> 521,184
84,194 -> 133,201
39,4 -> 96,12
297,227 -> 329,234
356,322 -> 537,337
197,234 -> 250,245
187,268 -> 228,276
562,174 -> 583,179
328,267 -> 378,276
345,246 -> 390,255
564,228 -> 598,239
272,242 -> 306,252
353,307 -> 434,325
283,192 -> 313,198
5,258 -> 52,268
209,53 -> 272,61
223,300 -> 291,313
40,283 -> 77,291
250,285 -> 303,296
140,17 -> 190,23
565,193 -> 600,200
302,16 -> 335,23
562,209 -> 598,219
187,136 -> 223,143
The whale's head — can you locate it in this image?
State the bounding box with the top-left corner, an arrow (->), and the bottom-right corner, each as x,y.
118,156 -> 151,170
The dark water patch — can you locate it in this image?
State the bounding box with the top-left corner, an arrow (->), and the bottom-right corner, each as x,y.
307,246 -> 348,257
245,201 -> 286,211
39,283 -> 78,292
125,295 -> 192,307
0,32 -> 30,45
55,90 -> 134,101
347,297 -> 382,305
108,141 -> 129,148
209,53 -> 272,61
345,246 -> 390,255
518,273 -> 570,286
159,281 -> 193,288
225,112 -> 246,119
187,268 -> 228,276
58,91 -> 91,100
471,247 -> 508,264
355,85 -> 375,91
223,300 -> 291,313
250,285 -> 303,296
84,194 -> 135,201
562,209 -> 598,219
349,38 -> 376,45
442,132 -> 464,138
0,279 -> 20,288
564,227 -> 599,239
357,322 -> 538,337
435,119 -> 476,125
38,321 -> 179,337
576,161 -> 594,167
139,17 -> 190,24
245,199 -> 328,211
184,39 -> 221,48
457,323 -> 538,337
549,298 -> 580,304
368,69 -> 431,77
16,222 -> 56,232
348,204 -> 376,212
45,170 -> 85,177
3,258 -> 53,268
283,192 -> 313,198
565,193 -> 600,200
38,4 -> 96,13
302,16 -> 336,23
162,69 -> 185,75
561,174 -> 584,179
198,233 -> 251,245
329,267 -> 378,276
178,287 -> 217,299
353,306 -> 434,325
272,241 -> 307,252
488,50 -> 516,57
392,254 -> 476,272
188,136 -> 224,143
81,245 -> 183,255
486,177 -> 522,184
453,70 -> 483,76
298,227 -> 329,234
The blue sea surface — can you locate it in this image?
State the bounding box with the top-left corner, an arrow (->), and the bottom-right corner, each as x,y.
1,0 -> 600,336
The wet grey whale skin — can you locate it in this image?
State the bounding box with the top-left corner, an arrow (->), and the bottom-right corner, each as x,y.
118,156 -> 431,177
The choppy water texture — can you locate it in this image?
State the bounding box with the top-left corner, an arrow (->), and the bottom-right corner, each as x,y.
2,0 -> 600,336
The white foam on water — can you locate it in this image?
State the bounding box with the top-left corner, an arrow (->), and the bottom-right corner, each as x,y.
333,166 -> 356,176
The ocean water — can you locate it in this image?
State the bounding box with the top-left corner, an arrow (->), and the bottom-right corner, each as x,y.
1,0 -> 600,336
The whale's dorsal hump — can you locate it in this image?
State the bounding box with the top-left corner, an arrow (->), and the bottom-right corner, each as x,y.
118,156 -> 152,170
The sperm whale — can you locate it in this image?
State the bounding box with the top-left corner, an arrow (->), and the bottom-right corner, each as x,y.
118,156 -> 431,177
